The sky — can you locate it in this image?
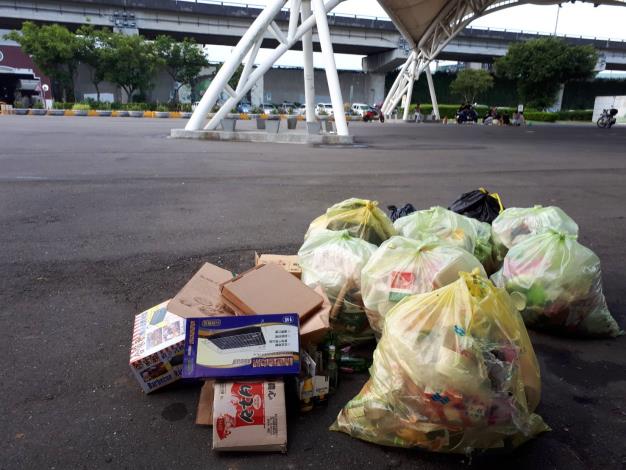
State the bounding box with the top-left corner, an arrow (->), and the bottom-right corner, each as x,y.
199,1 -> 626,70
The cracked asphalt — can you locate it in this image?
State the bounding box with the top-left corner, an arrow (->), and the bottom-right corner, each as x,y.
1,116 -> 625,469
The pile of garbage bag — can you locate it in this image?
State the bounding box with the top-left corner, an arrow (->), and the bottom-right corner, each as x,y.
491,230 -> 621,337
361,236 -> 485,334
306,198 -> 396,245
449,188 -> 504,224
299,229 -> 378,345
331,271 -> 550,453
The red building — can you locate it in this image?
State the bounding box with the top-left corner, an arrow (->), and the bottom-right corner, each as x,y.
0,41 -> 52,105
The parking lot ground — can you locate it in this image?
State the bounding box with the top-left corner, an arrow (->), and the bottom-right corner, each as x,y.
1,116 -> 625,469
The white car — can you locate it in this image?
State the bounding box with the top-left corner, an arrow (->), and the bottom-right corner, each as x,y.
351,103 -> 370,117
296,104 -> 307,115
259,103 -> 275,114
316,103 -> 334,116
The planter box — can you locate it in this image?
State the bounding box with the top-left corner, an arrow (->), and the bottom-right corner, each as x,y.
180,112 -> 192,119
129,110 -> 145,118
96,110 -> 112,117
14,108 -> 29,115
265,118 -> 280,134
30,109 -> 47,116
221,118 -> 237,132
154,111 -> 170,118
48,109 -> 65,116
287,116 -> 298,130
323,120 -> 334,133
73,110 -> 88,116
256,117 -> 266,130
116,110 -> 129,117
306,121 -> 321,135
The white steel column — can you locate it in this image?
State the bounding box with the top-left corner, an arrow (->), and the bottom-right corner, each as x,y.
402,61 -> 416,121
312,0 -> 348,136
425,65 -> 440,120
382,50 -> 413,116
185,0 -> 287,131
301,0 -> 316,123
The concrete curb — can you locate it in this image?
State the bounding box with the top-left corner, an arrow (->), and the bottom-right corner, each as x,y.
170,128 -> 354,145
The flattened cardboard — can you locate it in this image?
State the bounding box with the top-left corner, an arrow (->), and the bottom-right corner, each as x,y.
255,252 -> 302,279
196,380 -> 215,426
129,300 -> 185,393
213,379 -> 287,452
168,263 -> 234,319
220,263 -> 322,320
300,286 -> 331,346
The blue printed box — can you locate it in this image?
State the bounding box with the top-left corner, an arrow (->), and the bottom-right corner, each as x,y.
183,314 -> 300,379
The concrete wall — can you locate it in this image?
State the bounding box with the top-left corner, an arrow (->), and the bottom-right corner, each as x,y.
260,68 -> 385,106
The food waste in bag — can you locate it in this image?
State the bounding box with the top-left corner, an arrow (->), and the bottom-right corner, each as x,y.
361,236 -> 485,334
305,198 -> 396,245
393,206 -> 478,254
463,216 -> 498,274
491,205 -> 578,263
331,270 -> 549,454
298,229 -> 378,345
491,230 -> 622,338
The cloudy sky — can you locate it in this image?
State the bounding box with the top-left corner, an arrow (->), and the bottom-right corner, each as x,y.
200,1 -> 626,70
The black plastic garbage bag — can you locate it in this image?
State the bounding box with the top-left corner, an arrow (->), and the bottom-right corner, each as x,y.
387,204 -> 416,222
449,189 -> 504,224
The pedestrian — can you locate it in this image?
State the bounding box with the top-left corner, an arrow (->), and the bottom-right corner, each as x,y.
414,103 -> 422,123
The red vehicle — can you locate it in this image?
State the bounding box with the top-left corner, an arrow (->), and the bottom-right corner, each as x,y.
363,105 -> 385,123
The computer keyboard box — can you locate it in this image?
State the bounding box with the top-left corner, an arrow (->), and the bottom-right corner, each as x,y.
183,313 -> 300,379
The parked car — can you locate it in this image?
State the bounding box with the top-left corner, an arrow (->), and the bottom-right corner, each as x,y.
236,101 -> 251,113
296,104 -> 307,116
351,103 -> 371,117
259,103 -> 276,114
316,103 -> 334,115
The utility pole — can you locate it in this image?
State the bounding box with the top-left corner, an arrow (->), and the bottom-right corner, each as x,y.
553,5 -> 561,36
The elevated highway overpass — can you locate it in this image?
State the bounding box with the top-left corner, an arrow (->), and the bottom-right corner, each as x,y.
2,0 -> 626,72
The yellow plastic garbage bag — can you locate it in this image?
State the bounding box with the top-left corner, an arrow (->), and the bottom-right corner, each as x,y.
491,205 -> 578,264
306,198 -> 397,245
491,230 -> 622,338
393,206 -> 478,254
299,229 -> 378,345
361,236 -> 486,334
331,271 -> 549,454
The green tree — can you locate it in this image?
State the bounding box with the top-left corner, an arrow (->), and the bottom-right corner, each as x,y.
76,25 -> 112,103
449,69 -> 494,104
495,37 -> 597,109
5,22 -> 79,101
103,33 -> 162,103
154,35 -> 208,103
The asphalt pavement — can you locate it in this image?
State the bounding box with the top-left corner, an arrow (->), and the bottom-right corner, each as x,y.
1,115 -> 625,469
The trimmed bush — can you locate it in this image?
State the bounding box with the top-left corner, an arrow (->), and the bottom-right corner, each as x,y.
524,111 -> 558,122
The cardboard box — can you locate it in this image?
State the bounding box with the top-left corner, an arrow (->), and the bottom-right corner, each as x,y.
213,379 -> 287,452
196,380 -> 215,426
300,286 -> 331,346
255,252 -> 302,278
220,263 -> 322,320
168,263 -> 234,319
129,301 -> 186,393
183,314 -> 300,379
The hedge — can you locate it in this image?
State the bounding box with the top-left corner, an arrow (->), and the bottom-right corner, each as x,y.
397,104 -> 592,122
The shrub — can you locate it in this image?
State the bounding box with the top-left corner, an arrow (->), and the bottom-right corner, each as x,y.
32,101 -> 44,109
127,103 -> 145,111
524,111 -> 558,122
557,110 -> 593,121
156,104 -> 169,112
72,103 -> 90,111
52,101 -> 65,110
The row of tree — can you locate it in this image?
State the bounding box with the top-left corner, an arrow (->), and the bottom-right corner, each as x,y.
6,22 -> 209,103
448,37 -> 598,109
